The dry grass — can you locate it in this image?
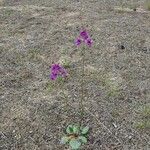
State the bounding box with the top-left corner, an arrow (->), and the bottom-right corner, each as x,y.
0,0 -> 150,150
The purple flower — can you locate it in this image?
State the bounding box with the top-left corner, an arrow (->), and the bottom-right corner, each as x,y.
50,63 -> 68,80
80,30 -> 89,40
50,72 -> 57,80
75,29 -> 93,47
85,38 -> 93,47
75,38 -> 82,46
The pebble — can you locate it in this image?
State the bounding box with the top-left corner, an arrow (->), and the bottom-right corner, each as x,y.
112,123 -> 117,128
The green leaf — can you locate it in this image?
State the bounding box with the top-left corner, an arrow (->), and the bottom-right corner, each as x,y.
78,136 -> 87,143
81,126 -> 89,135
73,126 -> 79,134
66,125 -> 74,134
61,136 -> 69,144
69,139 -> 81,150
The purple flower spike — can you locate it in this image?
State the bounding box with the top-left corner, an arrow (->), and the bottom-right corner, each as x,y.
50,63 -> 68,80
75,38 -> 82,46
75,29 -> 93,47
80,30 -> 89,40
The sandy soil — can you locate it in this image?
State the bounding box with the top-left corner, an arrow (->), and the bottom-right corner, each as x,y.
0,0 -> 150,149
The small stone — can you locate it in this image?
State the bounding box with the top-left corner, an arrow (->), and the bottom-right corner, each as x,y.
12,130 -> 15,133
133,8 -> 136,11
112,123 -> 117,128
128,135 -> 132,140
120,45 -> 125,49
29,131 -> 33,133
118,44 -> 125,50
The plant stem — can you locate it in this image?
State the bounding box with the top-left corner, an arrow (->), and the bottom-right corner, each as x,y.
62,90 -> 68,113
80,46 -> 85,125
61,80 -> 68,115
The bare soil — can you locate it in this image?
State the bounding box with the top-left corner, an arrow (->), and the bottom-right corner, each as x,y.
0,0 -> 150,150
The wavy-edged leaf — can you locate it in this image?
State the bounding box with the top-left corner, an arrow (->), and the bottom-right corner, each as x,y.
73,126 -> 79,134
78,136 -> 87,143
81,126 -> 89,135
69,139 -> 81,150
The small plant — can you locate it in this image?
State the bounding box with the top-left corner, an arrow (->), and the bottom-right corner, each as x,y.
134,104 -> 150,130
135,121 -> 150,129
141,105 -> 150,118
107,86 -> 120,97
61,125 -> 89,149
50,29 -> 93,149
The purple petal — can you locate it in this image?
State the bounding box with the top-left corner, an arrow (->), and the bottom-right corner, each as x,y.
75,38 -> 82,46
80,30 -> 89,40
50,75 -> 56,80
51,64 -> 61,71
59,67 -> 68,77
85,38 -> 93,47
61,70 -> 67,77
50,72 -> 57,80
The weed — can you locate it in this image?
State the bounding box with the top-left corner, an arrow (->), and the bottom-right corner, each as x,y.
57,29 -> 93,149
141,105 -> 150,118
135,121 -> 150,129
4,9 -> 14,16
134,104 -> 150,130
61,125 -> 89,150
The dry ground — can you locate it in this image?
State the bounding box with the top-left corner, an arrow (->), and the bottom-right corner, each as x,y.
0,0 -> 150,150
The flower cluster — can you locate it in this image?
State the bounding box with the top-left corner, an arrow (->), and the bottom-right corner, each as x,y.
50,63 -> 68,80
75,30 -> 93,47
50,29 -> 92,80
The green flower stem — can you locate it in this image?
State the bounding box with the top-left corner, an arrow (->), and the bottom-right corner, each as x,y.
80,46 -> 85,125
62,90 -> 68,113
61,81 -> 68,115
